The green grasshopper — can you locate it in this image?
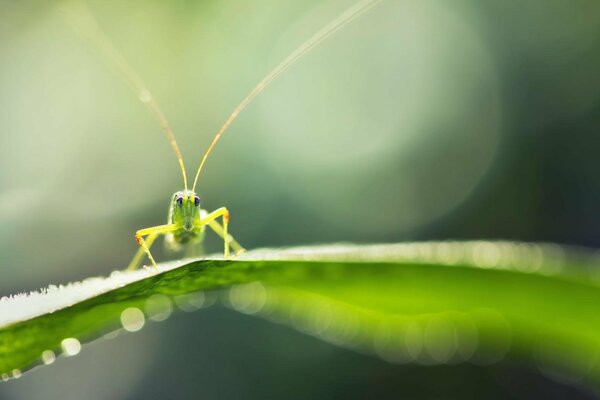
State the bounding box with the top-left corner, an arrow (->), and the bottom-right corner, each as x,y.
64,0 -> 382,270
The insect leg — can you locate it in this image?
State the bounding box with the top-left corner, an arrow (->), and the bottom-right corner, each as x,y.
202,209 -> 245,255
132,224 -> 177,270
200,207 -> 241,258
208,220 -> 244,254
127,232 -> 158,271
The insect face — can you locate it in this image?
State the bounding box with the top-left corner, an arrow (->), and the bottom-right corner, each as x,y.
171,190 -> 201,231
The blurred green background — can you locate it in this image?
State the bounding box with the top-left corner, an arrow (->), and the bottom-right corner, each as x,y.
0,0 -> 599,398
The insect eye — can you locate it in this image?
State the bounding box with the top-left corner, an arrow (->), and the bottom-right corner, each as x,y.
176,197 -> 183,206
194,196 -> 200,207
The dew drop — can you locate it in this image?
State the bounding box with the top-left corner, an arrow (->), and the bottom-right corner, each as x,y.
139,90 -> 152,103
373,318 -> 411,364
110,270 -> 124,279
472,242 -> 501,268
405,321 -> 423,361
424,317 -> 456,364
229,282 -> 267,315
41,350 -> 56,365
120,307 -> 145,332
310,303 -> 332,336
61,338 -> 81,356
451,313 -> 479,362
174,292 -> 206,312
145,294 -> 173,322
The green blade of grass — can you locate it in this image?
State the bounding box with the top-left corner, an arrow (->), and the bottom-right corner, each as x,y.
1,242 -> 600,386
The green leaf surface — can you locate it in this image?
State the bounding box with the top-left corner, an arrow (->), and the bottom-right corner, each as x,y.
2,242 -> 600,386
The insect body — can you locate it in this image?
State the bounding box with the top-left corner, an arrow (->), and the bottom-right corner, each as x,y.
66,0 -> 383,270
127,190 -> 244,270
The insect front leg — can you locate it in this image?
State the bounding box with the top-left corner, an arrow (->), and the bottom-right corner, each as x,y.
201,209 -> 245,256
127,232 -> 158,271
208,219 -> 245,255
130,223 -> 177,271
200,207 -> 243,258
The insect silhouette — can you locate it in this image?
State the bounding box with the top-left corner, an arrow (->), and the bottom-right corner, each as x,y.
63,0 -> 383,270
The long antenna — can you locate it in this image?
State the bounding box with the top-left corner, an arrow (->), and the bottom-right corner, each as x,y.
191,0 -> 383,191
59,1 -> 189,190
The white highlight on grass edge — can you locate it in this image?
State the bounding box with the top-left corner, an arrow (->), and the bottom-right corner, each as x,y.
0,243 -> 579,376
0,242 -> 588,334
61,338 -> 81,356
41,350 -> 56,365
120,307 -> 145,332
0,258 -> 187,328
